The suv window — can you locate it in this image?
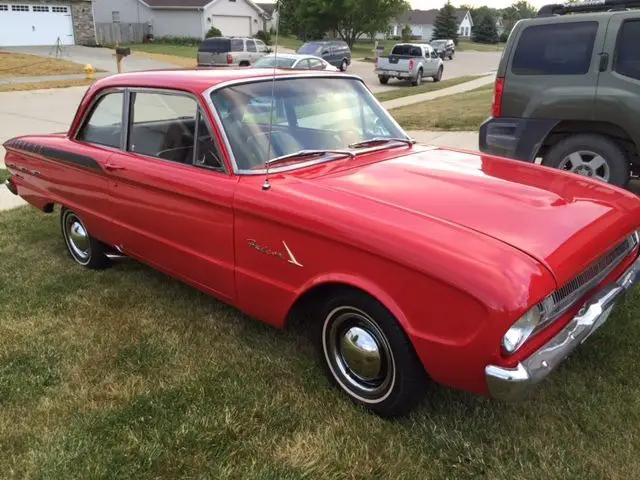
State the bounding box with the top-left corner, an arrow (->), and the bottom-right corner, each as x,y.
230,39 -> 244,52
615,19 -> 640,81
511,21 -> 598,75
246,39 -> 257,52
77,92 -> 123,148
128,91 -> 223,170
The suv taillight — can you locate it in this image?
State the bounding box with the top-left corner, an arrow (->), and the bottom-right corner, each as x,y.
409,59 -> 414,70
492,76 -> 504,118
227,54 -> 233,64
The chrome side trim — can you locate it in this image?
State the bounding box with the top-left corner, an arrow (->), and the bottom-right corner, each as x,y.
486,252 -> 640,401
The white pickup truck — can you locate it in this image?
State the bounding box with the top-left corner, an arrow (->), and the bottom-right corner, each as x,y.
374,43 -> 444,86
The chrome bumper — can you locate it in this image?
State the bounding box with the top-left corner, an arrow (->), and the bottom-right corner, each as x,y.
485,253 -> 640,401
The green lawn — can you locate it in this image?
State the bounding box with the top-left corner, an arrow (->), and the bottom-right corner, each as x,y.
0,168 -> 9,183
391,85 -> 493,131
2,205 -> 640,477
374,75 -> 484,102
457,40 -> 505,52
127,43 -> 198,59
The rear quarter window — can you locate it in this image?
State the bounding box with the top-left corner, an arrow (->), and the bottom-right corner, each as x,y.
614,19 -> 640,80
230,39 -> 244,52
511,21 -> 598,75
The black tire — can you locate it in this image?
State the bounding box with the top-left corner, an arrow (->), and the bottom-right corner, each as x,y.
378,75 -> 389,85
433,66 -> 443,82
542,133 -> 630,188
449,52 -> 454,60
60,207 -> 110,269
340,59 -> 348,72
315,289 -> 427,418
412,68 -> 423,86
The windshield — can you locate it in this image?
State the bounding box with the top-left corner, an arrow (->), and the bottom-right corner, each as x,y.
210,77 -> 407,171
298,43 -> 322,54
431,40 -> 446,47
254,57 -> 297,68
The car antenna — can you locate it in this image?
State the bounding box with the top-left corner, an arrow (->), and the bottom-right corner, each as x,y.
262,6 -> 280,191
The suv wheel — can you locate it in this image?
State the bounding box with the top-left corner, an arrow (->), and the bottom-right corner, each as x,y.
340,59 -> 348,72
412,69 -> 423,86
433,66 -> 443,82
542,134 -> 630,187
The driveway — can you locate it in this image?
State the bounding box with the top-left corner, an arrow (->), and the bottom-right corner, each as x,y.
0,45 -> 180,73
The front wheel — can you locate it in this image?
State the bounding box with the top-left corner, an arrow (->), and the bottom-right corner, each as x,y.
61,208 -> 110,269
542,133 -> 630,187
340,59 -> 348,72
433,66 -> 443,82
315,289 -> 427,418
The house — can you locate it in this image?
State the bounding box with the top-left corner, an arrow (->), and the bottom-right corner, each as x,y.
255,2 -> 277,33
389,8 -> 473,41
0,0 -> 95,47
93,0 -> 270,39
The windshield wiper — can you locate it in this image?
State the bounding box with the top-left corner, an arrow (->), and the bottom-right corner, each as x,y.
265,149 -> 355,166
349,137 -> 416,148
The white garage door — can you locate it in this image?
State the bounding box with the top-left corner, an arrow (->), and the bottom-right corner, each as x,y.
0,3 -> 74,47
216,15 -> 251,37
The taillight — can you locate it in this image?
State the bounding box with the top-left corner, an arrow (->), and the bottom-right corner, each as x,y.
492,76 -> 504,118
409,59 -> 414,70
227,54 -> 233,64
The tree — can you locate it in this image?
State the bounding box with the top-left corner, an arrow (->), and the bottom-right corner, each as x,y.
472,13 -> 499,44
468,5 -> 500,26
431,1 -> 459,45
501,1 -> 537,22
401,24 -> 412,42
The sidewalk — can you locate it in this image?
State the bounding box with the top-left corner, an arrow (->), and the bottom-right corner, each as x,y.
380,73 -> 495,110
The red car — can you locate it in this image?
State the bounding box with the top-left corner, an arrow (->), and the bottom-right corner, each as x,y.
4,69 -> 640,417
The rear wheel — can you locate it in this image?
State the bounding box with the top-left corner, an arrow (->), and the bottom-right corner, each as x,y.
378,75 -> 389,85
412,69 -> 423,86
60,208 -> 110,269
542,133 -> 630,187
433,66 -> 443,82
340,59 -> 348,72
315,289 -> 427,418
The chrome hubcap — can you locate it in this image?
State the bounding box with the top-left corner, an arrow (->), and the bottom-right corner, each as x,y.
64,214 -> 90,261
324,307 -> 395,402
559,150 -> 610,182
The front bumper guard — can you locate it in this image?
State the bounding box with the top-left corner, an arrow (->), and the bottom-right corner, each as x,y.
486,253 -> 640,401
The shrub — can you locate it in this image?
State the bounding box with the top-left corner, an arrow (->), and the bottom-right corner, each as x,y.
153,36 -> 202,46
254,29 -> 271,45
499,30 -> 510,43
401,25 -> 412,43
206,26 -> 222,38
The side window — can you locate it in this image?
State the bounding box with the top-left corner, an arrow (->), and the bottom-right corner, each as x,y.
255,39 -> 266,52
77,92 -> 124,148
511,21 -> 598,75
297,59 -> 311,70
231,39 -> 244,52
308,58 -> 325,70
128,91 -> 224,171
246,40 -> 257,52
615,19 -> 640,81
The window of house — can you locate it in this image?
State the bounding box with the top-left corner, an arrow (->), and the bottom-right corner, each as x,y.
33,6 -> 49,12
128,92 -> 224,170
112,10 -> 121,23
11,5 -> 30,12
77,92 -> 124,149
511,21 -> 598,75
614,19 -> 640,81
52,6 -> 68,13
0,5 -> 8,11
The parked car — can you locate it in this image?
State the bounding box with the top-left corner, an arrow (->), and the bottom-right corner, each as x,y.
197,36 -> 268,67
253,53 -> 339,71
4,69 -> 640,418
430,39 -> 455,60
296,40 -> 351,71
375,43 -> 444,85
480,0 -> 640,189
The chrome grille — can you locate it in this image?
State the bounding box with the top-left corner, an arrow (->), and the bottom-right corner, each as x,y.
538,232 -> 638,328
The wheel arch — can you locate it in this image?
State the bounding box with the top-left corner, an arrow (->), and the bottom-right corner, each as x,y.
284,274 -> 411,334
536,120 -> 638,162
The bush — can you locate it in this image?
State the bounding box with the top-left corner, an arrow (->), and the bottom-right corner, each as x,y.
499,30 -> 510,43
254,29 -> 271,45
206,26 -> 222,38
153,36 -> 202,46
401,25 -> 412,43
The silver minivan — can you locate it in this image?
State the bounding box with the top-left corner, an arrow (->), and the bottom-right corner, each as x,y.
197,37 -> 268,67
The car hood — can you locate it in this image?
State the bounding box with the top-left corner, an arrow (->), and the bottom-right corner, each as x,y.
301,147 -> 640,286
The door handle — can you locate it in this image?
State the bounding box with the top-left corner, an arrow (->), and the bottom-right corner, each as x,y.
105,164 -> 126,172
599,52 -> 609,72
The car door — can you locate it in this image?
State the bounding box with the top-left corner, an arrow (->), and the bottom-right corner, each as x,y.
308,58 -> 326,70
246,39 -> 258,63
105,88 -> 237,300
423,46 -> 437,76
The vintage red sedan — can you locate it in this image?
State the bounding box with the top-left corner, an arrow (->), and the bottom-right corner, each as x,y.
4,68 -> 640,417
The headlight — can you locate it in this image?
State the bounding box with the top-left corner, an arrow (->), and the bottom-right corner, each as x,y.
502,305 -> 544,354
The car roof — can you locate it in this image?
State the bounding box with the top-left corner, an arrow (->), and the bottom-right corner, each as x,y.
84,68 -> 352,96
259,53 -> 315,60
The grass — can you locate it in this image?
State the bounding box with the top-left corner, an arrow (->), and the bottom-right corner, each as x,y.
0,52 -> 101,78
127,43 -> 199,60
457,40 -> 505,52
374,75 -> 484,102
2,205 -> 640,478
391,84 -> 492,131
0,78 -> 95,92
0,169 -> 9,183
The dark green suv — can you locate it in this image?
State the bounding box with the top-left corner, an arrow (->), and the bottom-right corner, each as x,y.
479,0 -> 640,188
